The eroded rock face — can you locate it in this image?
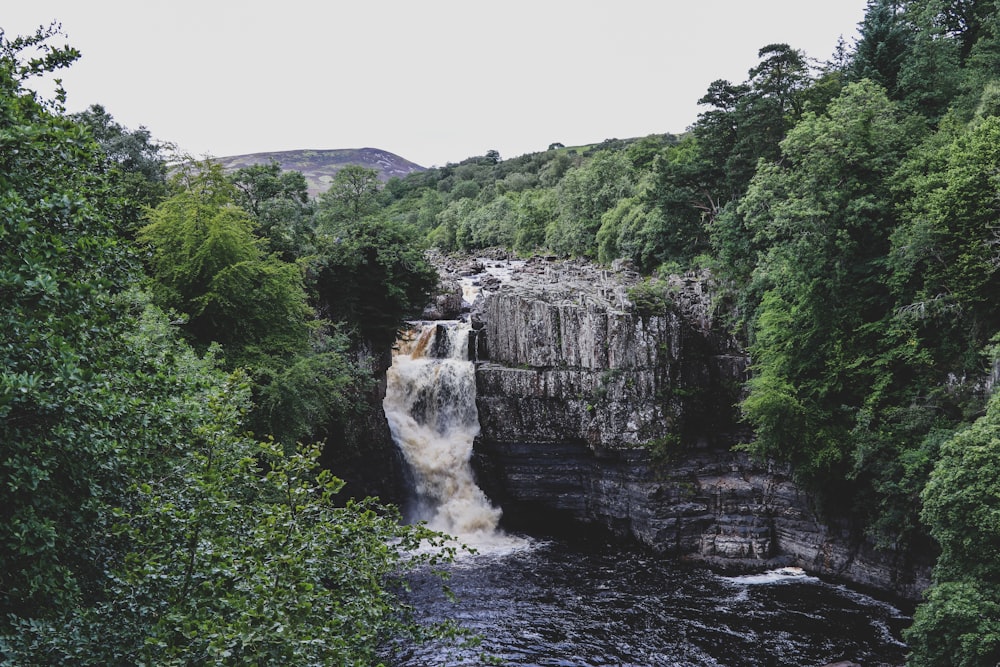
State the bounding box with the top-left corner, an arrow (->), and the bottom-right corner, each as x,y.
421,278 -> 464,320
469,257 -> 931,599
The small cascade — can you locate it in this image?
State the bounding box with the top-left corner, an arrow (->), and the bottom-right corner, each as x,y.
384,320 -> 516,549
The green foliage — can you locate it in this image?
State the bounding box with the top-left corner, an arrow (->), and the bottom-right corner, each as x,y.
694,44 -> 811,205
546,150 -> 635,257
641,140 -> 714,266
739,81 -> 915,489
312,215 -> 438,349
851,0 -> 915,100
251,330 -> 371,448
1,26 -> 137,622
848,404 -> 952,549
139,162 -> 312,363
317,164 -> 383,228
905,580 -> 1000,667
228,160 -> 315,260
230,160 -> 309,217
458,194 -> 519,250
412,189 -> 445,234
919,391 -> 1000,584
890,114 -> 1000,360
851,0 -> 1000,122
199,256 -> 311,358
895,1 -> 963,119
0,23 -> 79,105
904,391 -> 1000,666
626,277 -> 673,318
71,104 -> 171,227
3,306 -> 462,665
428,198 -> 474,251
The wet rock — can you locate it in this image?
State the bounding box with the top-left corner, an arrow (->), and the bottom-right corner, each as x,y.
421,279 -> 464,320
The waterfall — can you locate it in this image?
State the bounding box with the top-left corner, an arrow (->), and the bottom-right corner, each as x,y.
384,321 -> 515,548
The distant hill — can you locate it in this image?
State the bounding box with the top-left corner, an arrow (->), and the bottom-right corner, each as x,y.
211,148 -> 426,197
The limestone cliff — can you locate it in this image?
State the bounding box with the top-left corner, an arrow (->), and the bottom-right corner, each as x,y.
467,257 -> 931,600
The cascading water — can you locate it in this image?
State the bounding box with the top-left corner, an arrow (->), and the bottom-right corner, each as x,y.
384,320 -> 514,547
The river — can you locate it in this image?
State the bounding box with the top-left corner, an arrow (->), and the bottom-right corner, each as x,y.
387,537 -> 909,666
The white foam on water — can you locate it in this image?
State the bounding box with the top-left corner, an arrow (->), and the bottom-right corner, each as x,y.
724,567 -> 818,586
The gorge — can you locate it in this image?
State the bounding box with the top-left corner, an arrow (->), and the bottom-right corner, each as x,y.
390,254 -> 932,599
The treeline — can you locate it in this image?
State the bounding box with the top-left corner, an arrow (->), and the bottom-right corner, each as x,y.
0,25 -> 454,665
360,1 -> 998,663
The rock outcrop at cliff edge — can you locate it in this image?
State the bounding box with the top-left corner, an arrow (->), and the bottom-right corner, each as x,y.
469,257 -> 931,599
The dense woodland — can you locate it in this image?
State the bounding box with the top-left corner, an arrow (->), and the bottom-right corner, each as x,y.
3,0 -> 1000,663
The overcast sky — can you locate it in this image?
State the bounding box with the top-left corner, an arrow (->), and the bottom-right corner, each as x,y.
5,1 -> 866,168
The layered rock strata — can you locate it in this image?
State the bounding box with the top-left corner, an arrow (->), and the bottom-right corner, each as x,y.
469,257 -> 931,599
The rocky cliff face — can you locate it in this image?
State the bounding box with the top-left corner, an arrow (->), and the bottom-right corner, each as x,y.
320,345 -> 410,506
467,257 -> 931,600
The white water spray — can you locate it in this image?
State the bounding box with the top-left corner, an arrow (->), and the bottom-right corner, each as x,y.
384,321 -> 517,549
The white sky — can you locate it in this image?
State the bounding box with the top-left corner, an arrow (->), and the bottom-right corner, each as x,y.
4,1 -> 866,168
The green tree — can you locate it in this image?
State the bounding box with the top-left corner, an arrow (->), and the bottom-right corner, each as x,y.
0,23 -> 136,623
1,29 -> 463,663
850,0 -> 999,121
546,150 -> 634,257
230,161 -> 309,218
312,216 -> 438,350
140,163 -> 337,449
851,0 -> 915,98
896,0 -> 964,119
228,161 -> 315,261
693,44 -> 811,206
139,162 -> 312,363
595,176 -> 675,270
642,138 -> 717,267
71,104 -> 171,226
251,331 -> 369,448
959,2 -> 1000,116
512,188 -> 556,254
317,164 -> 382,228
889,115 -> 1000,366
693,78 -> 750,201
414,188 -> 445,234
428,197 -> 475,251
3,304 -> 463,665
905,390 -> 1000,667
463,194 -> 518,250
739,80 -> 916,495
910,0 -> 998,63
449,179 -> 480,202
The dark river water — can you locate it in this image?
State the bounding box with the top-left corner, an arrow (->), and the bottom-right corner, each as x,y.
388,538 -> 910,667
